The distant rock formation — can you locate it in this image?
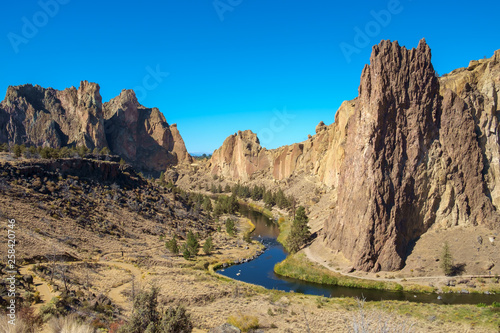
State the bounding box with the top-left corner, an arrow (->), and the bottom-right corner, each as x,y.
0,81 -> 192,174
103,89 -> 192,173
208,39 -> 500,272
209,100 -> 355,187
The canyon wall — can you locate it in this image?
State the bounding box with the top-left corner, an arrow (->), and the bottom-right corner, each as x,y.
208,40 -> 500,271
0,81 -> 192,174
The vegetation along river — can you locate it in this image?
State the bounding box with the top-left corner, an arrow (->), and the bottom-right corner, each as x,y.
216,204 -> 500,305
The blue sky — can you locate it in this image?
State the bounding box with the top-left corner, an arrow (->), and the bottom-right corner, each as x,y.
1,0 -> 499,154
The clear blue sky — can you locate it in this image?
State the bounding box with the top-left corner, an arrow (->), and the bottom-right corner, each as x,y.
1,0 -> 499,154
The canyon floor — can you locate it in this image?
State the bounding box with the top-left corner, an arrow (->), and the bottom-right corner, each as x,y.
0,154 -> 499,332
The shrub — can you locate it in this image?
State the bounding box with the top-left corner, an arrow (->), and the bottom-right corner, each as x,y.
0,307 -> 42,333
227,313 -> 259,332
119,286 -> 193,333
225,218 -> 236,236
203,236 -> 214,255
347,298 -> 414,333
159,305 -> 193,333
243,232 -> 252,244
166,236 -> 179,255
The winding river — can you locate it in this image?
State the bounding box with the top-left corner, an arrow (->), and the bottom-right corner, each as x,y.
216,204 -> 500,305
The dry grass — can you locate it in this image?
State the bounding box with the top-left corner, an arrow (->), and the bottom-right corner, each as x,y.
0,315 -> 33,333
347,298 -> 414,333
48,315 -> 95,333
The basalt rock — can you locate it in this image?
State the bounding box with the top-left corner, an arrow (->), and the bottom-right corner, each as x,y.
1,157 -> 146,188
324,39 -> 500,271
103,89 -> 192,174
209,100 -> 355,187
208,39 -> 500,272
0,82 -> 191,174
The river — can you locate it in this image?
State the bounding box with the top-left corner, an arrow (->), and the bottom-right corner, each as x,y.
216,204 -> 500,305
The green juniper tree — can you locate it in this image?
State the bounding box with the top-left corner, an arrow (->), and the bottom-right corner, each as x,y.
202,196 -> 213,212
287,206 -> 311,253
119,286 -> 193,333
203,236 -> 214,255
166,236 -> 179,255
441,241 -> 454,276
183,231 -> 199,259
225,218 -> 236,236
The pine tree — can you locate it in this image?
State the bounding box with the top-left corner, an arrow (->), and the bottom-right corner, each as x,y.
166,236 -> 179,255
441,241 -> 454,276
228,194 -> 239,214
183,231 -> 199,259
202,196 -> 213,212
225,218 -> 235,236
203,236 -> 214,255
12,144 -> 23,158
287,206 -> 311,253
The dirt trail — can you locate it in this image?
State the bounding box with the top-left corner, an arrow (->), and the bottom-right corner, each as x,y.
99,260 -> 143,315
304,245 -> 494,284
19,265 -> 58,313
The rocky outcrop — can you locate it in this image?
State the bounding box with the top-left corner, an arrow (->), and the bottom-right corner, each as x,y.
0,81 -> 106,148
324,39 -> 500,271
103,89 -> 192,173
208,39 -> 500,272
210,130 -> 270,181
0,157 -> 146,188
209,100 -> 355,187
0,82 -> 191,174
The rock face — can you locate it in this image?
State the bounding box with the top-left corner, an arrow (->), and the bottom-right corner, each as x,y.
208,39 -> 500,272
210,130 -> 270,181
0,81 -> 107,149
325,40 -> 496,271
103,89 -> 192,173
209,100 -> 355,187
2,157 -> 146,188
0,81 -> 191,174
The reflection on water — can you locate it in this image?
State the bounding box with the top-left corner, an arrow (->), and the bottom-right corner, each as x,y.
216,204 -> 500,305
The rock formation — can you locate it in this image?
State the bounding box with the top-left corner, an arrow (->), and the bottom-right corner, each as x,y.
207,39 -> 500,272
0,81 -> 192,174
103,89 -> 192,173
324,39 -> 500,271
209,100 -> 355,187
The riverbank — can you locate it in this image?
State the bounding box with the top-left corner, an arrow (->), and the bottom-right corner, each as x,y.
270,205 -> 500,297
212,204 -> 500,331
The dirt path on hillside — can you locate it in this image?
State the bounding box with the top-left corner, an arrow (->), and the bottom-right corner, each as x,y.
99,260 -> 143,315
19,259 -> 143,313
19,265 -> 58,313
304,243 -> 494,284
